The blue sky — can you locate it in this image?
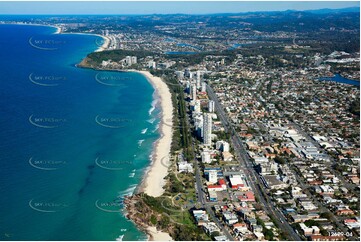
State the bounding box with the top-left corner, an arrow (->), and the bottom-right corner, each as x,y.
0,1 -> 359,14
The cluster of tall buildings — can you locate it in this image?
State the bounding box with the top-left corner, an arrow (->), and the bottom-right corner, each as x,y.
183,69 -> 217,146
124,56 -> 137,66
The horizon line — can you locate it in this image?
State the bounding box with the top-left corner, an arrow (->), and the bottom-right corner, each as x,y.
0,5 -> 359,16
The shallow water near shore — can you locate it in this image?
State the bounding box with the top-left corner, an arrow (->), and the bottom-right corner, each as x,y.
0,24 -> 158,240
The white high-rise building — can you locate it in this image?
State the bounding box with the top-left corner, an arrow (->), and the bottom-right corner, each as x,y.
189,72 -> 193,79
131,56 -> 137,64
196,70 -> 201,89
193,113 -> 203,138
202,151 -> 211,164
208,170 -> 218,183
125,56 -> 132,65
191,84 -> 197,100
201,82 -> 207,92
194,100 -> 201,113
125,56 -> 137,66
216,140 -> 230,152
223,142 -> 230,152
197,70 -> 201,80
148,60 -> 156,69
208,100 -> 215,113
203,113 -> 212,146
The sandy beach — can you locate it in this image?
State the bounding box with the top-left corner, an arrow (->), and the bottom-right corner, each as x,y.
147,226 -> 173,241
54,26 -> 62,34
60,32 -> 110,52
135,71 -> 174,241
67,33 -> 110,52
137,70 -> 173,197
94,34 -> 110,52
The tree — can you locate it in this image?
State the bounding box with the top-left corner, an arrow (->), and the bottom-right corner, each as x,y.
304,220 -> 319,227
264,229 -> 274,241
320,212 -> 332,220
150,214 -> 157,225
349,98 -> 360,116
211,231 -> 220,238
274,156 -> 286,165
158,215 -> 170,229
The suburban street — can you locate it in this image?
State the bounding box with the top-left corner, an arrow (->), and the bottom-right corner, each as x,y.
206,84 -> 302,241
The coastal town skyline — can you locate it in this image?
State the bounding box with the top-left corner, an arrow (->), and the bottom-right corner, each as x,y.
0,1 -> 359,241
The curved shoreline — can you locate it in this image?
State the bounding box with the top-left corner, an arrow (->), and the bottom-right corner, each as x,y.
62,32 -> 110,52
132,70 -> 174,241
136,70 -> 173,198
0,22 -> 62,34
4,23 -> 170,240
2,23 -> 110,52
76,67 -> 174,240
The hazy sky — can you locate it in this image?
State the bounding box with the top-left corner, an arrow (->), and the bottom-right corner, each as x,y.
0,1 -> 359,14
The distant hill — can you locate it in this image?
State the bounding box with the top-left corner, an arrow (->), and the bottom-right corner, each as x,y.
205,6 -> 360,16
304,7 -> 360,14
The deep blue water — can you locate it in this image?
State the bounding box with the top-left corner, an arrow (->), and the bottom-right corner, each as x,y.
0,24 -> 159,240
318,74 -> 360,86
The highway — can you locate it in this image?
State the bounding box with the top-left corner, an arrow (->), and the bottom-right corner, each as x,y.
206,84 -> 302,241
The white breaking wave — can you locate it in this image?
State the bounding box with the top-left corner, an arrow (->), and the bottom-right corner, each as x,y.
146,118 -> 156,124
138,139 -> 145,147
148,99 -> 158,115
152,124 -> 159,133
141,128 -> 148,134
118,184 -> 138,197
116,235 -> 124,241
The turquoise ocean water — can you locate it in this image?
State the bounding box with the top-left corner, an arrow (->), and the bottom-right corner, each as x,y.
0,24 -> 159,240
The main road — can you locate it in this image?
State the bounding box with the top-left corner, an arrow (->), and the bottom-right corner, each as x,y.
206,84 -> 302,241
184,94 -> 234,241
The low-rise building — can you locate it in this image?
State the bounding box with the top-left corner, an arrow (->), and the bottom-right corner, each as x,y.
223,212 -> 239,225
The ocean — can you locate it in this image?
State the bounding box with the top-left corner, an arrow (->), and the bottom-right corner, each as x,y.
0,24 -> 159,240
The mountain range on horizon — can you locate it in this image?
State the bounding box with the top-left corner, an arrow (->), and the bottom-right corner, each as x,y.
0,6 -> 359,16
